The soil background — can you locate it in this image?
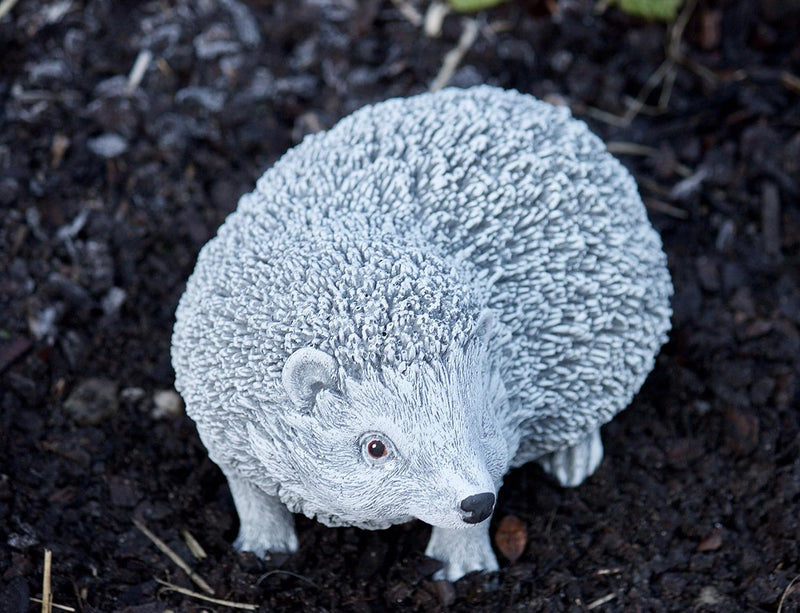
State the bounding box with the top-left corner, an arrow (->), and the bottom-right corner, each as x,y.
2,0 -> 800,611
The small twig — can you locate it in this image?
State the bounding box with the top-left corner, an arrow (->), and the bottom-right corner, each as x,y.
606,141 -> 693,179
606,141 -> 660,157
30,599 -> 75,613
668,0 -> 697,58
781,71 -> 800,97
389,0 -> 423,26
257,569 -> 317,587
133,518 -> 214,595
643,197 -> 690,219
430,18 -> 479,92
155,579 -> 258,611
42,549 -> 53,613
586,592 -> 617,609
0,0 -> 21,20
621,58 -> 674,125
424,1 -> 450,37
582,105 -> 631,127
181,529 -> 208,560
592,0 -> 703,127
126,49 -> 152,94
778,574 -> 800,613
658,63 -> 677,108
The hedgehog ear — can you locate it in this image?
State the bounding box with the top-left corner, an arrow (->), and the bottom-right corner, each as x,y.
282,347 -> 339,409
472,309 -> 496,342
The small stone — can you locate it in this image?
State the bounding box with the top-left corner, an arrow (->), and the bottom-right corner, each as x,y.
724,406 -> 759,456
120,387 -> 146,403
27,58 -> 70,84
7,522 -> 38,549
175,86 -> 226,113
152,389 -> 184,419
695,256 -> 720,292
0,576 -> 29,613
432,579 -> 455,607
28,306 -> 58,342
0,177 -> 20,205
220,0 -> 261,47
63,378 -> 119,426
193,24 -> 241,60
695,585 -> 725,606
696,528 -> 724,552
107,475 -> 141,508
101,287 -> 127,316
87,133 -> 128,158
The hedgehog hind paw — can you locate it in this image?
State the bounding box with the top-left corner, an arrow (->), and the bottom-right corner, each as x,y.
425,525 -> 499,582
538,427 -> 604,488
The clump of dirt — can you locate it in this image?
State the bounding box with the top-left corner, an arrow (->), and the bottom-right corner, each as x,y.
1,0 -> 799,610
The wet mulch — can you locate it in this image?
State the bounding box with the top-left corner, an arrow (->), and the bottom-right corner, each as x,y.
2,0 -> 800,611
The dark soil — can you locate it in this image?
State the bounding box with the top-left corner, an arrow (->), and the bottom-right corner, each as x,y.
2,0 -> 800,611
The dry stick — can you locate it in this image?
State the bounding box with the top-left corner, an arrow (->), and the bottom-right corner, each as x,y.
389,0 -> 423,26
181,529 -> 208,560
781,71 -> 800,97
424,1 -> 450,37
621,57 -> 675,125
42,549 -> 53,613
155,579 -> 258,611
30,599 -> 75,613
777,573 -> 800,613
0,0 -> 21,20
126,49 -> 153,94
586,592 -> 617,609
430,18 -> 479,92
644,197 -> 690,219
257,569 -> 317,587
591,0 -> 701,127
606,141 -> 693,178
133,518 -> 214,595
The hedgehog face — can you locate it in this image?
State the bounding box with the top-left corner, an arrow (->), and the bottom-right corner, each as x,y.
262,344 -> 512,529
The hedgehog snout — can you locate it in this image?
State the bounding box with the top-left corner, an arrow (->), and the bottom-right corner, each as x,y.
459,492 -> 495,524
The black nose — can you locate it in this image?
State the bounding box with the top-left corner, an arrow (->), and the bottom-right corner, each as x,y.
460,492 -> 495,524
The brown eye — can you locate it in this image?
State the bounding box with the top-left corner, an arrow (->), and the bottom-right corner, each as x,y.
367,439 -> 387,459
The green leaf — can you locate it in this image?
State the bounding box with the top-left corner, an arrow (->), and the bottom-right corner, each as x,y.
448,0 -> 509,12
610,0 -> 683,20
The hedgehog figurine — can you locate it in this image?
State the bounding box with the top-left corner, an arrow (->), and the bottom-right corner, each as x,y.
171,85 -> 672,581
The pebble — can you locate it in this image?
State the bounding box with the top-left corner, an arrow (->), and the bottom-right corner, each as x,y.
152,389 -> 184,419
26,58 -> 70,84
0,576 -> 29,612
220,0 -> 261,47
175,86 -> 226,112
28,305 -> 58,342
193,23 -> 241,59
87,133 -> 128,158
63,378 -> 119,426
120,386 -> 146,403
101,287 -> 127,316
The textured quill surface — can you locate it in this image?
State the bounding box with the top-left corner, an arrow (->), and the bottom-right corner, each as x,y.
172,86 -> 672,527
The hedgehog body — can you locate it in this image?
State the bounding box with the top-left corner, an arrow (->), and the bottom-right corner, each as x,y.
172,86 -> 672,581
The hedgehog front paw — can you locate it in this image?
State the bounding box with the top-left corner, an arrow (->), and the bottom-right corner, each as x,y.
233,526 -> 298,558
538,427 -> 604,487
425,525 -> 499,582
226,474 -> 298,558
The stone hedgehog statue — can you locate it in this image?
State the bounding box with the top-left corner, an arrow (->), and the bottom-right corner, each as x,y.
171,85 -> 672,581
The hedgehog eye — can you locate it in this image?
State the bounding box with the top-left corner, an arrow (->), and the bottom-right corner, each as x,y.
360,433 -> 394,464
367,439 -> 387,458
